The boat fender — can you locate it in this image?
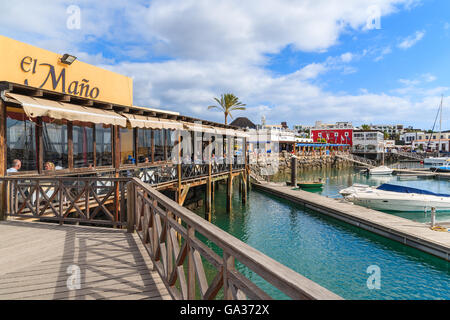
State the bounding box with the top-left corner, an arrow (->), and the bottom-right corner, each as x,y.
430,226 -> 448,232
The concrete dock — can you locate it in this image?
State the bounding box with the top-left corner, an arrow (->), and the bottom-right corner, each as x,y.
253,183 -> 450,261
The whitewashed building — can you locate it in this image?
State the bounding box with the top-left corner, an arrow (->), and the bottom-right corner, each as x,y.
352,131 -> 385,154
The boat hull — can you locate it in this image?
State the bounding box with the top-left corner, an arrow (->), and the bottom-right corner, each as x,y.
424,157 -> 450,165
298,183 -> 323,188
346,192 -> 450,212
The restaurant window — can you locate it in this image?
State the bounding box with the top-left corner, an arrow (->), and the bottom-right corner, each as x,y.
42,119 -> 68,170
154,129 -> 165,162
95,124 -> 112,167
192,131 -> 202,163
120,127 -> 135,165
137,128 -> 152,163
73,123 -> 94,168
6,108 -> 37,172
166,129 -> 175,162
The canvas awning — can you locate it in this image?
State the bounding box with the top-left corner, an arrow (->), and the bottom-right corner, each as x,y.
123,114 -> 163,129
6,93 -> 127,127
124,114 -> 183,130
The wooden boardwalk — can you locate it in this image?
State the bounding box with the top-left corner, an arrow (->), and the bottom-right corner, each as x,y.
0,220 -> 171,300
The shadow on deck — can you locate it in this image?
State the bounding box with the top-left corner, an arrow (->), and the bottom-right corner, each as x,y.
0,220 -> 171,300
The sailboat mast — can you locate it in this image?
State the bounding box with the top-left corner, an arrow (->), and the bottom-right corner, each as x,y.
439,95 -> 443,156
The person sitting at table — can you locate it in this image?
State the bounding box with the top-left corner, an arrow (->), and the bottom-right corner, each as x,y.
44,161 -> 55,171
7,159 -> 21,173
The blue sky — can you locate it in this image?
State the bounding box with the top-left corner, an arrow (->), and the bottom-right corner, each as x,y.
1,0 -> 449,129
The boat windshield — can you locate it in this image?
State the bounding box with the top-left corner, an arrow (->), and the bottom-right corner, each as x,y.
377,184 -> 450,197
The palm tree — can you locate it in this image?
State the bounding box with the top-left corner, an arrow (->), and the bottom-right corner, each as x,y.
208,93 -> 246,125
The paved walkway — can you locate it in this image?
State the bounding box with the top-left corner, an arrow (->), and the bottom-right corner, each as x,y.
0,220 -> 171,300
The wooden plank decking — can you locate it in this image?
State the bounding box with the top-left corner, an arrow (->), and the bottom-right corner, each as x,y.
0,220 -> 171,300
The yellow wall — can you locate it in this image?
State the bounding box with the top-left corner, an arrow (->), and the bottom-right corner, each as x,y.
0,35 -> 133,106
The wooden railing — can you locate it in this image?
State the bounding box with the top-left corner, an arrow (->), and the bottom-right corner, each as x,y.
127,178 -> 342,300
2,176 -> 129,226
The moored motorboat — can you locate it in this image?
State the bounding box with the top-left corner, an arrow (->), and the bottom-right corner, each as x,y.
424,157 -> 450,166
342,183 -> 450,212
368,166 -> 393,175
339,184 -> 372,197
433,165 -> 450,172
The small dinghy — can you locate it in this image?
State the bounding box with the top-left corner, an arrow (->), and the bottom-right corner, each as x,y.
341,183 -> 450,212
298,179 -> 323,189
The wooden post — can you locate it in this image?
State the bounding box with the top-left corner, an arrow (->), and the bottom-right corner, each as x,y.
291,156 -> 297,187
92,124 -> 97,167
205,162 -> 212,215
227,137 -> 233,213
187,225 -> 196,299
151,129 -> 155,163
68,122 -> 73,170
223,252 -> 235,300
36,117 -> 44,173
0,99 -> 6,220
126,182 -> 135,233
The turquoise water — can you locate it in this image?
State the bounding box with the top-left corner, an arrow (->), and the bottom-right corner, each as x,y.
193,176 -> 450,300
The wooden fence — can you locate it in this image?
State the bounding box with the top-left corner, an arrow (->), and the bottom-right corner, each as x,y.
127,178 -> 342,300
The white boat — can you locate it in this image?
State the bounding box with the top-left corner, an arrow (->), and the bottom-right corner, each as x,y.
369,166 -> 393,175
424,157 -> 450,165
339,184 -> 372,197
342,183 -> 450,212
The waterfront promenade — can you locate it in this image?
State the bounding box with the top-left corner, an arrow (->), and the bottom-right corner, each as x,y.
0,220 -> 170,300
253,182 -> 450,261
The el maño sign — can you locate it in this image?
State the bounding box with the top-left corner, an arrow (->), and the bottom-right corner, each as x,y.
0,35 -> 133,106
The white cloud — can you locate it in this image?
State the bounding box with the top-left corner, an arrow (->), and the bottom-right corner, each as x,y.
398,30 -> 425,49
374,46 -> 392,61
0,0 -> 436,127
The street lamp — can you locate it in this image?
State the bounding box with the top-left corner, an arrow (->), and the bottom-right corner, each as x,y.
60,53 -> 77,65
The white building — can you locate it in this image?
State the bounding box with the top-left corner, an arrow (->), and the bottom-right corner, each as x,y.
352,131 -> 385,154
247,127 -> 312,154
313,121 -> 353,129
362,124 -> 405,136
412,139 -> 450,152
400,132 -> 423,145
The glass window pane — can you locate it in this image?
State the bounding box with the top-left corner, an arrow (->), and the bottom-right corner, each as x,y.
73,124 -> 94,168
137,128 -> 152,163
95,124 -> 112,167
120,127 -> 135,164
6,109 -> 37,172
42,119 -> 68,170
166,129 -> 175,162
154,129 -> 165,161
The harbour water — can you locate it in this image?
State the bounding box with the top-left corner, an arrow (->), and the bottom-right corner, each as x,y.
193,168 -> 450,300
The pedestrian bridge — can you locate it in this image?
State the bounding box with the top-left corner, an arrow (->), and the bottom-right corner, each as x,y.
0,177 -> 341,300
0,220 -> 170,300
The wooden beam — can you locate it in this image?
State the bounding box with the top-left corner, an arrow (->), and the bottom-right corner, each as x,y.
58,95 -> 71,102
36,117 -> 44,173
0,99 -> 6,220
81,100 -> 94,107
30,89 -> 43,97
68,122 -> 73,170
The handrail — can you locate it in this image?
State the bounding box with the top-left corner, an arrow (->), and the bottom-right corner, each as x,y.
127,178 -> 342,300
